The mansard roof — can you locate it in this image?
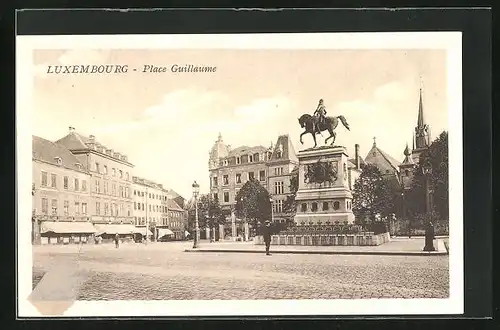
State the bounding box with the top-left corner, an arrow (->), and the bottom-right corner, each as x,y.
32,135 -> 87,173
269,134 -> 298,163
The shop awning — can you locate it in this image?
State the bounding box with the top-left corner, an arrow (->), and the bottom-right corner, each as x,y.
94,224 -> 137,235
135,227 -> 154,236
157,228 -> 174,238
40,221 -> 96,234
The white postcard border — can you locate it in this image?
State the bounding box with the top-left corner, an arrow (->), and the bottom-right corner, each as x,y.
16,32 -> 463,317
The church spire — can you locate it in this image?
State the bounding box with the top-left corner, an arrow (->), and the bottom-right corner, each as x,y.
417,86 -> 425,128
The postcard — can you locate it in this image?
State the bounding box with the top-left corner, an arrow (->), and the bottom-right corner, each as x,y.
17,32 -> 463,317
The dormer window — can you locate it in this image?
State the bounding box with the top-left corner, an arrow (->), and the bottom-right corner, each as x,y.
236,157 -> 241,165
223,159 -> 228,166
54,157 -> 62,165
249,155 -> 253,163
75,163 -> 82,170
277,144 -> 283,159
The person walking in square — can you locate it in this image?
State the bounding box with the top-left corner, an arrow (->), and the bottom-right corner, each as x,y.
263,220 -> 272,256
114,233 -> 120,248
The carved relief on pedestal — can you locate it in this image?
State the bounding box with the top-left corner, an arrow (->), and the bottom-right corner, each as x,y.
303,159 -> 339,185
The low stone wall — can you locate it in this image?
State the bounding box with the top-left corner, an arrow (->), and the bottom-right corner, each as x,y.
254,232 -> 390,246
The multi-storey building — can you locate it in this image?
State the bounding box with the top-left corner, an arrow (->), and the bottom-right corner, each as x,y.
208,133 -> 299,224
32,135 -> 95,244
56,127 -> 135,237
132,176 -> 187,241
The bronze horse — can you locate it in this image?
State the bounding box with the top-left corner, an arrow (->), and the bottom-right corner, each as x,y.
298,114 -> 350,148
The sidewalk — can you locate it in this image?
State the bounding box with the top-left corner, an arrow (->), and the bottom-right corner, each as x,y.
184,238 -> 448,256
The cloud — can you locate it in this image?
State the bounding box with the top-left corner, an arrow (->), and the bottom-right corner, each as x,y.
374,81 -> 410,102
58,50 -> 110,65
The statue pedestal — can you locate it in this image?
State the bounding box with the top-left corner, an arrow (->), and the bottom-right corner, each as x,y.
294,146 -> 355,225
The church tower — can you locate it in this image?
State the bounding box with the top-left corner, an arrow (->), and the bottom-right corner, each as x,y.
208,133 -> 229,170
398,143 -> 416,190
412,86 -> 431,163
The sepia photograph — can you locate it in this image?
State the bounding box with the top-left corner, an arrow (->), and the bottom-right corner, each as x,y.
17,32 -> 463,317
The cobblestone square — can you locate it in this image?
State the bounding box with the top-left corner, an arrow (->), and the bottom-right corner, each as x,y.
32,241 -> 449,300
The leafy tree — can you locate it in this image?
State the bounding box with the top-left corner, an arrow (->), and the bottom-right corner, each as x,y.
406,131 -> 449,220
283,166 -> 299,216
187,193 -> 225,230
234,179 -> 272,228
352,164 -> 398,221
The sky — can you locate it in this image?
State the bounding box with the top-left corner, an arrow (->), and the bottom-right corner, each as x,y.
32,48 -> 448,199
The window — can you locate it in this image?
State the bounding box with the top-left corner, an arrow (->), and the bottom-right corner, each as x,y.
75,202 -> 80,215
213,193 -> 218,201
254,153 -> 260,162
275,200 -> 283,213
95,180 -> 100,193
223,192 -> 229,203
274,167 -> 284,176
64,200 -> 69,215
82,203 -> 87,215
104,181 -> 108,194
51,199 -> 58,215
236,156 -> 241,165
74,178 -> 79,191
119,186 -> 123,197
213,177 -> 218,187
51,174 -> 57,188
274,181 -> 284,194
259,170 -> 266,181
110,203 -> 115,216
405,169 -> 409,176
134,190 -> 137,196
41,171 -> 48,186
82,180 -> 86,191
311,202 -> 318,212
119,170 -> 123,178
112,184 -> 116,196
149,193 -> 151,198
322,202 -> 329,211
103,165 -> 108,175
104,203 -> 109,215
112,168 -> 116,176
248,172 -> 255,181
63,176 -> 69,189
96,202 -> 101,215
301,203 -> 307,212
128,205 -> 131,216
41,198 -> 48,214
126,172 -> 129,180
95,162 -> 100,173
223,175 -> 229,185
223,159 -> 228,166
149,205 -> 152,212
333,201 -> 340,210
249,155 -> 253,163
236,173 -> 241,184
142,203 -> 144,210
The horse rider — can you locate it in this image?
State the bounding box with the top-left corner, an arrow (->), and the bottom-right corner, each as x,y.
313,98 -> 327,135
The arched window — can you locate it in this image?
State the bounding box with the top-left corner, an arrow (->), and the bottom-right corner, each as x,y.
301,203 -> 307,212
322,202 -> 329,211
405,169 -> 409,176
333,201 -> 340,210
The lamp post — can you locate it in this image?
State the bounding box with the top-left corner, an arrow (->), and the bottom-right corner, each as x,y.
422,161 -> 436,251
192,181 -> 200,249
269,197 -> 274,223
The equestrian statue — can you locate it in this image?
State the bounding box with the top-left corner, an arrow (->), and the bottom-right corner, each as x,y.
298,98 -> 350,148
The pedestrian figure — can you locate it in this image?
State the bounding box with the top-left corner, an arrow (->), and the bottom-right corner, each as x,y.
114,233 -> 120,248
263,220 -> 272,256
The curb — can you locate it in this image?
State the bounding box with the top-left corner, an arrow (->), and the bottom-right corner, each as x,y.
184,249 -> 448,256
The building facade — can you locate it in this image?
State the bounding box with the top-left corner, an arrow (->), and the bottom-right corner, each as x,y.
208,133 -> 300,224
132,176 -> 186,240
56,127 -> 135,235
32,136 -> 95,244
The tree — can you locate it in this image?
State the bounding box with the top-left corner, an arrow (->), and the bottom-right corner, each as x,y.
406,131 -> 449,220
283,166 -> 299,217
234,179 -> 272,228
352,164 -> 398,222
187,193 -> 225,231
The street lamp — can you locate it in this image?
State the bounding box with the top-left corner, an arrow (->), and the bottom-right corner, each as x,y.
269,197 -> 274,223
192,181 -> 200,249
422,161 -> 433,214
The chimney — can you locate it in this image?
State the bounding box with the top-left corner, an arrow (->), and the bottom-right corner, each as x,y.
355,144 -> 360,169
68,126 -> 75,133
89,135 -> 95,142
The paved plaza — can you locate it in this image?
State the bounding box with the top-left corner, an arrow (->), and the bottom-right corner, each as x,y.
32,240 -> 449,300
